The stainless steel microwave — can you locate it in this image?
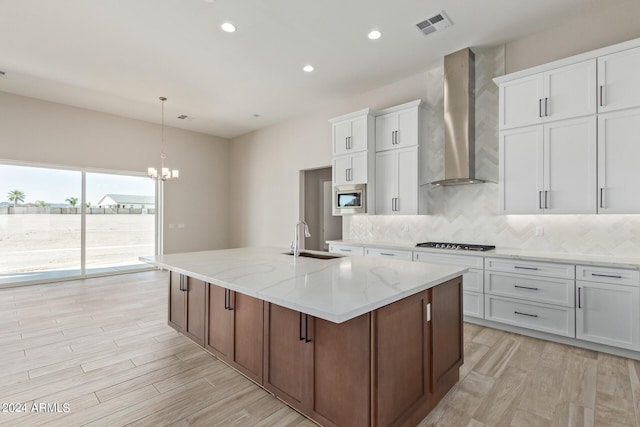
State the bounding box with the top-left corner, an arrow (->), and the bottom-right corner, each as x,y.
333,184 -> 366,215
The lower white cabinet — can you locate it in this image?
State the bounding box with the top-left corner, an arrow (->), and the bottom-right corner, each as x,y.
576,265 -> 640,351
484,295 -> 575,337
414,251 -> 484,318
328,244 -> 364,256
364,247 -> 413,261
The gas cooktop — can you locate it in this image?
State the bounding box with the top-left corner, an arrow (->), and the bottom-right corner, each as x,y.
416,242 -> 495,251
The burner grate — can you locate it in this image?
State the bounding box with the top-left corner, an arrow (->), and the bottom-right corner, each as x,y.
416,242 -> 495,251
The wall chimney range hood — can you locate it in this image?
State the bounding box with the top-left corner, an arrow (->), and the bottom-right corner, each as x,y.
430,48 -> 489,186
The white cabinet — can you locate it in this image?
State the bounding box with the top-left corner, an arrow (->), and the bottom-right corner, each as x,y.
498,60 -> 596,130
328,243 -> 364,256
374,100 -> 427,215
484,257 -> 575,337
333,152 -> 368,185
375,107 -> 419,152
597,108 -> 640,213
576,265 -> 640,351
375,147 -> 419,215
414,251 -> 484,319
364,247 -> 413,261
331,110 -> 372,156
499,116 -> 596,214
597,46 -> 640,113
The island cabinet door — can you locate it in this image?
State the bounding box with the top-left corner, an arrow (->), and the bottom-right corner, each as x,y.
168,272 -> 186,332
232,292 -> 264,384
206,283 -> 234,360
311,314 -> 371,427
184,277 -> 206,346
263,303 -> 313,414
376,289 -> 432,427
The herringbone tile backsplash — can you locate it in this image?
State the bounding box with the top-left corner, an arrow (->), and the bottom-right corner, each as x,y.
346,45 -> 640,257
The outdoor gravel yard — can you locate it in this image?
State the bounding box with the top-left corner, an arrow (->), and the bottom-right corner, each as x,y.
0,214 -> 155,276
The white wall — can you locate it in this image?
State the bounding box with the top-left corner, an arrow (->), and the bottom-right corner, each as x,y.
0,91 -> 230,254
505,0 -> 640,73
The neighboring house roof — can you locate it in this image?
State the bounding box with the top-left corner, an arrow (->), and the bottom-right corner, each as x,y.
97,194 -> 155,206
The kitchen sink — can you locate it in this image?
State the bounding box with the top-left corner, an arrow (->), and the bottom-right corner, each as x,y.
282,251 -> 342,260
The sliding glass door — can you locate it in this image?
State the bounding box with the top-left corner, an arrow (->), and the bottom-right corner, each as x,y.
0,162 -> 156,286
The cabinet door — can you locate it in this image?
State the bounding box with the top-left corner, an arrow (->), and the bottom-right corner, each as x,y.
576,281 -> 640,351
350,151 -> 368,184
168,272 -> 186,331
185,278 -> 206,346
598,109 -> 640,213
499,74 -> 544,129
431,277 -> 463,392
332,156 -> 351,186
349,115 -> 368,152
375,112 -> 397,151
376,289 -> 431,427
544,60 -> 596,122
396,107 -> 419,148
264,304 -> 313,413
312,315 -> 370,427
543,117 -> 597,213
206,283 -> 234,359
396,147 -> 418,214
375,150 -> 397,214
499,126 -> 544,213
233,293 -> 264,383
598,46 -> 640,113
332,120 -> 351,156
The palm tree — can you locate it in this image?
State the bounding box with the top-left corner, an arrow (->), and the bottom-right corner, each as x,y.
7,190 -> 26,207
35,200 -> 47,207
65,197 -> 78,207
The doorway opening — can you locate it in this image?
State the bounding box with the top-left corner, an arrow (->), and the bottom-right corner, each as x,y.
300,167 -> 342,251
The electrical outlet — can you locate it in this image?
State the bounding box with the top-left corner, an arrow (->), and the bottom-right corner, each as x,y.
535,226 -> 544,237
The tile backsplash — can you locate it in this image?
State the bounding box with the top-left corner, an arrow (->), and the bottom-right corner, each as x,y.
346,45 -> 640,257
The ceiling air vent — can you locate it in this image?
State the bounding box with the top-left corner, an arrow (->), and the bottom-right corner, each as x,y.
0,70 -> 6,77
177,115 -> 188,120
416,11 -> 453,36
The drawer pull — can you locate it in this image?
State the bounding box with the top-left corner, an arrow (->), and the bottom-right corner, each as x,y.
514,311 -> 538,318
591,273 -> 623,279
339,249 -> 352,252
514,266 -> 539,271
514,285 -> 539,291
380,252 -> 396,256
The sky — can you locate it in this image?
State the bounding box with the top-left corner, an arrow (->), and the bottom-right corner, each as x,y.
0,164 -> 155,205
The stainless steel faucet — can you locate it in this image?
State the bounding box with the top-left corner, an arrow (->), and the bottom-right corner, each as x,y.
292,221 -> 311,257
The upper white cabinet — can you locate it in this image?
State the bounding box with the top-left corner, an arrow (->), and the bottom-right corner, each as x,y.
374,100 -> 428,215
375,107 -> 419,152
498,60 -> 596,130
499,116 -> 597,214
332,112 -> 371,156
597,108 -> 640,213
333,151 -> 368,186
598,46 -> 640,113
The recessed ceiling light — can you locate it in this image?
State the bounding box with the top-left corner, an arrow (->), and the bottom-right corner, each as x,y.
221,22 -> 236,33
303,65 -> 314,73
368,30 -> 382,40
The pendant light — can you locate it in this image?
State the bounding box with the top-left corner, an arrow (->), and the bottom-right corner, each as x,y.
147,96 -> 179,181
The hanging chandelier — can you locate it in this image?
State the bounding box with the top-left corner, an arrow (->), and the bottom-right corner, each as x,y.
148,96 -> 179,181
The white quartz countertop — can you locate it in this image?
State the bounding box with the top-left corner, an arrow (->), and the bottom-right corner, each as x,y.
329,240 -> 640,270
140,247 -> 466,323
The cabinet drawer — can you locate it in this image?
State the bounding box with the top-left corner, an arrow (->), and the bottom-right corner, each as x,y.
463,291 -> 484,319
413,251 -> 484,269
364,247 -> 413,261
485,258 -> 575,279
485,271 -> 574,307
328,244 -> 364,256
576,265 -> 639,286
485,295 -> 575,337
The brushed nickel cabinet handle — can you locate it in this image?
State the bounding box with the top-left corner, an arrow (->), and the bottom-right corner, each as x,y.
514,311 -> 538,318
545,190 -> 549,209
514,285 -> 539,291
577,287 -> 581,309
591,273 -> 623,279
380,252 -> 396,256
599,85 -> 605,107
599,188 -> 604,209
545,97 -> 549,117
539,99 -> 543,118
514,266 -> 538,271
539,190 -> 543,209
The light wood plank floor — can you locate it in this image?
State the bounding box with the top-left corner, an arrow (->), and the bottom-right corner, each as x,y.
0,270 -> 638,426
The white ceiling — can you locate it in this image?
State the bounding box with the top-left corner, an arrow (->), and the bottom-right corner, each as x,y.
0,0 -> 612,139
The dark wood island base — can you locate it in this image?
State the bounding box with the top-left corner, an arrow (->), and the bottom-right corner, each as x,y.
168,273 -> 463,427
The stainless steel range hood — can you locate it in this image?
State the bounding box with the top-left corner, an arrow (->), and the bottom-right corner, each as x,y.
430,48 -> 488,186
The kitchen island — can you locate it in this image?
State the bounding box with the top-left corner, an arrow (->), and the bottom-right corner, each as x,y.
141,247 -> 466,427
